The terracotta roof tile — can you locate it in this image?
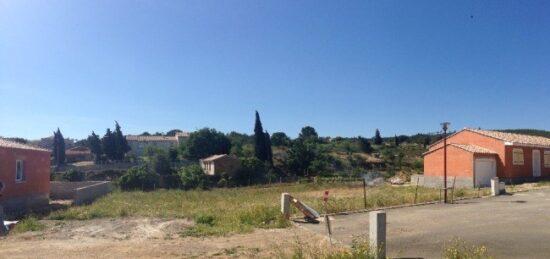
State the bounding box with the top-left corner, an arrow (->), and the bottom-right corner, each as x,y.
126,135 -> 178,142
466,128 -> 550,147
449,144 -> 497,154
0,139 -> 50,152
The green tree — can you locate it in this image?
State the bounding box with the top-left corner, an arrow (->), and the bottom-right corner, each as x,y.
102,128 -> 116,160
254,111 -> 268,161
234,157 -> 267,185
150,150 -> 172,175
181,128 -> 231,160
118,165 -> 159,191
52,128 -> 66,166
270,132 -> 291,146
178,164 -> 208,190
357,136 -> 373,154
87,131 -> 103,162
299,126 -> 318,141
113,121 -> 130,160
394,135 -> 400,146
287,138 -> 326,176
373,129 -> 383,145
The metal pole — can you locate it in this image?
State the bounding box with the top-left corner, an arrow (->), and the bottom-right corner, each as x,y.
441,122 -> 450,204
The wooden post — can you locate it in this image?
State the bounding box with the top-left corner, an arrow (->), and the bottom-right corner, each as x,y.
414,177 -> 420,204
369,210 -> 386,259
281,193 -> 291,219
363,178 -> 367,209
325,214 -> 332,244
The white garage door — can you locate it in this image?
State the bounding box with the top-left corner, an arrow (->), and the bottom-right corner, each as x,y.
475,158 -> 497,187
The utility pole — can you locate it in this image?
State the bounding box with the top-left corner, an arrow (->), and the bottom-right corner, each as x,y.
441,122 -> 450,203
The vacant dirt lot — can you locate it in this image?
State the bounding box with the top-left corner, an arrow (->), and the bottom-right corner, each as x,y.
0,218 -> 327,258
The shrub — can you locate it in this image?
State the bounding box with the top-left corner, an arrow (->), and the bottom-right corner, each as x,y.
442,237 -> 493,259
151,150 -> 172,175
12,217 -> 46,234
117,165 -> 159,191
178,164 -> 208,190
62,169 -> 85,182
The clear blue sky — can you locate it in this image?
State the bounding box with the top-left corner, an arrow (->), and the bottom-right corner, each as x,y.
1,0 -> 549,140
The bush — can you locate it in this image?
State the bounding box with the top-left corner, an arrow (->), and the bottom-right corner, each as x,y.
442,237 -> 492,259
62,169 -> 85,182
178,164 -> 208,190
151,150 -> 172,175
117,165 -> 159,191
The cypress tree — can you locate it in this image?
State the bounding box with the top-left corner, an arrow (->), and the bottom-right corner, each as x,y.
88,131 -> 103,162
102,128 -> 116,160
254,111 -> 267,161
373,129 -> 383,145
113,121 -> 130,160
52,128 -> 66,165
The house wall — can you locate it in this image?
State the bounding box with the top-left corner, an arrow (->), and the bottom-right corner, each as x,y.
0,147 -> 50,212
429,130 -> 506,176
503,146 -> 550,178
128,140 -> 176,156
424,146 -> 474,177
200,160 -> 216,175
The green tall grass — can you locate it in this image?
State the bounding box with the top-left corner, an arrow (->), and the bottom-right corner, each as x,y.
48,183 -> 488,236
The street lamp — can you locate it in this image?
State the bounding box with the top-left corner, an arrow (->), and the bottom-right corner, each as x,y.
441,122 -> 450,203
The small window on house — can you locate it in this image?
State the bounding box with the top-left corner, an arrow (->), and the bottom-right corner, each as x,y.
544,150 -> 550,168
15,160 -> 25,182
513,148 -> 524,165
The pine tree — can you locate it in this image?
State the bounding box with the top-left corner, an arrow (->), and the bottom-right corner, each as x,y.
113,121 -> 130,160
102,128 -> 116,160
264,131 -> 273,164
373,129 -> 383,145
394,135 -> 400,146
52,128 -> 66,165
88,131 -> 103,162
254,111 -> 267,161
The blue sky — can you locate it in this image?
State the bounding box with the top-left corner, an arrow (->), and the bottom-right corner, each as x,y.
1,0 -> 549,140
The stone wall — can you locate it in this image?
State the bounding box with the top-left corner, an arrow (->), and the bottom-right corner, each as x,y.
50,181 -> 112,205
411,174 -> 474,188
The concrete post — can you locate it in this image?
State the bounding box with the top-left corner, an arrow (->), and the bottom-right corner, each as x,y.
0,205 -> 8,236
281,193 -> 291,219
491,177 -> 499,196
369,210 -> 386,259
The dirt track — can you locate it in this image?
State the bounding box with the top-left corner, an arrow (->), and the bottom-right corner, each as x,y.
0,218 -> 327,258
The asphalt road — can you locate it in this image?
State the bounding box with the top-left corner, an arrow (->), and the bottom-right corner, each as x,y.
297,188 -> 550,259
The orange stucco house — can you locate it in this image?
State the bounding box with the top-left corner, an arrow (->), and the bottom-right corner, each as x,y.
0,139 -> 51,212
422,128 -> 550,187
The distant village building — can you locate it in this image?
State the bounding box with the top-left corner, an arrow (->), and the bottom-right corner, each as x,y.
65,146 -> 93,163
126,132 -> 190,156
0,139 -> 51,212
199,154 -> 242,176
422,128 -> 550,188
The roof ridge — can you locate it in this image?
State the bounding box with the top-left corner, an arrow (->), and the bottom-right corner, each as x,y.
0,138 -> 50,152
